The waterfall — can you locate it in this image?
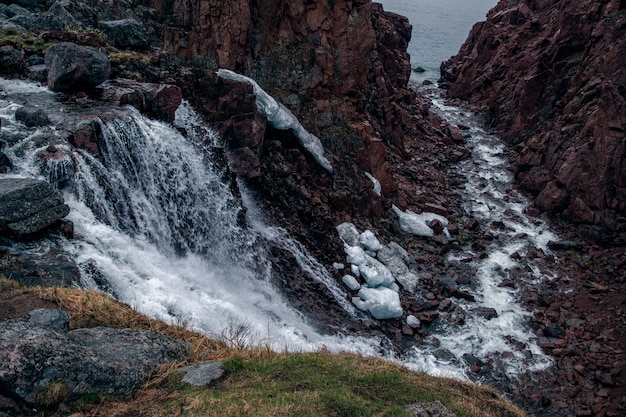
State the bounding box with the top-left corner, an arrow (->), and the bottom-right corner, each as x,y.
1,81 -> 376,353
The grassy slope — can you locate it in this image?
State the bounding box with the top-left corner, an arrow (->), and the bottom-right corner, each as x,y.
0,279 -> 526,417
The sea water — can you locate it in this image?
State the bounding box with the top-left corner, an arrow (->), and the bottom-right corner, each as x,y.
377,0 -> 498,82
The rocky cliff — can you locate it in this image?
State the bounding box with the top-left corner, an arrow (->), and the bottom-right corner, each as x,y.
151,0 -> 464,260
441,0 -> 626,244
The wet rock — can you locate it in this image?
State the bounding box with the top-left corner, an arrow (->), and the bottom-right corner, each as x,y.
45,42 -> 110,92
544,324 -> 566,338
0,178 -> 70,236
99,79 -> 183,123
15,105 -> 50,127
547,240 -> 583,251
0,309 -> 188,404
472,307 -> 498,320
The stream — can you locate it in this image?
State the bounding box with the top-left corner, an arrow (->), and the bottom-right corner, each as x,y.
0,77 -> 559,386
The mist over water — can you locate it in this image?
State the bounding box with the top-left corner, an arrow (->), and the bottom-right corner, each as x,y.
378,0 -> 498,82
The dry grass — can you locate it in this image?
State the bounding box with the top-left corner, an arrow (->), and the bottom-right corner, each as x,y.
0,279 -> 527,417
36,381 -> 71,407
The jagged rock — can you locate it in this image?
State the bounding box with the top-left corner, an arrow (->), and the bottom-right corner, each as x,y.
15,105 -> 50,127
99,79 -> 183,123
45,42 -> 110,92
98,18 -> 152,49
0,178 -> 70,236
441,0 -> 626,242
0,309 -> 188,404
472,307 -> 498,320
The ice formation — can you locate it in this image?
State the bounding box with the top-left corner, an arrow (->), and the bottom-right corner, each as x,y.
392,205 -> 449,238
364,172 -> 382,196
336,222 -> 420,320
216,69 -> 333,173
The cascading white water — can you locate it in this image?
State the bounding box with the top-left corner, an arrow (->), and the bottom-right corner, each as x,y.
0,79 -> 379,355
1,77 -> 559,384
400,86 -> 557,379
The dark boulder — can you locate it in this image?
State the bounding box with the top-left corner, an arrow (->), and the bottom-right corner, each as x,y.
98,18 -> 152,49
45,42 -> 110,92
0,42 -> 26,77
0,309 -> 188,404
99,79 -> 183,124
0,177 -> 70,236
547,240 -> 583,251
15,105 -> 50,127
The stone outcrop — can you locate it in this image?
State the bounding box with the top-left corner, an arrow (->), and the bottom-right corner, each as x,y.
0,178 -> 70,236
0,309 -> 188,405
441,0 -> 626,244
45,42 -> 110,92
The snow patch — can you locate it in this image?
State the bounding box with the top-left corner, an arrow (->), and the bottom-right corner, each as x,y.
216,69 -> 333,173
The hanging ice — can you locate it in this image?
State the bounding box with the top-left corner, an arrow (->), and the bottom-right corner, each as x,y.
392,205 -> 449,238
364,172 -> 381,196
216,69 -> 333,173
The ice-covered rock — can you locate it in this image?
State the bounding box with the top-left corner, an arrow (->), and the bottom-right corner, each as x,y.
359,254 -> 395,288
351,264 -> 360,277
333,262 -> 345,270
358,230 -> 383,252
336,222 -> 360,246
217,69 -> 332,173
364,172 -> 381,196
407,315 -> 421,327
392,205 -> 449,238
342,275 -> 361,291
344,244 -> 366,266
353,287 -> 403,319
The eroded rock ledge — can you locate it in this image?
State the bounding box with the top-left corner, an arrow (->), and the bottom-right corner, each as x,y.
441,0 -> 626,244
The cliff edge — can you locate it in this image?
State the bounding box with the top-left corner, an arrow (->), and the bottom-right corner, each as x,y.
441,0 -> 626,244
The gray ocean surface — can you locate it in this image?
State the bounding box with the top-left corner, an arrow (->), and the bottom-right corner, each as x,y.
377,0 -> 498,82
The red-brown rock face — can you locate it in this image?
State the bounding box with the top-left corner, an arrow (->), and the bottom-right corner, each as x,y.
148,0 -> 461,260
441,0 -> 626,243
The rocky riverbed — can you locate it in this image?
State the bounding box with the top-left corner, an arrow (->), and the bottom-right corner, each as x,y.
0,1 -> 624,417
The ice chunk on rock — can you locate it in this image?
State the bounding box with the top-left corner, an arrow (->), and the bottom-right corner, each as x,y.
336,222 -> 360,246
345,245 -> 366,266
354,287 -> 403,319
359,254 -> 395,288
217,69 -> 332,173
342,275 -> 361,291
392,205 -> 449,237
358,230 -> 383,252
364,172 -> 381,196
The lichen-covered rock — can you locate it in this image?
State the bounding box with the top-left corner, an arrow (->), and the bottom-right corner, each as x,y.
0,309 -> 188,404
98,18 -> 153,49
45,42 -> 110,92
0,177 -> 69,236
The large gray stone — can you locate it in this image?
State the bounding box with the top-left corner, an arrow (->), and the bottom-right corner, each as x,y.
0,309 -> 189,404
99,18 -> 152,49
179,361 -> 225,387
0,177 -> 69,235
45,42 -> 110,92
